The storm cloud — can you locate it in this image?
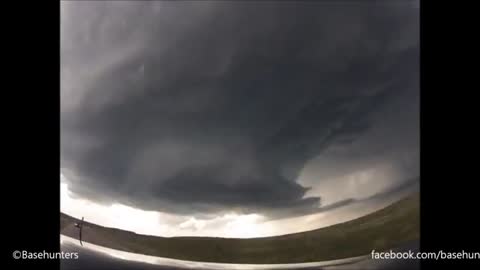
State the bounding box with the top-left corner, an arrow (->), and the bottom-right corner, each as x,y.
61,1 -> 419,219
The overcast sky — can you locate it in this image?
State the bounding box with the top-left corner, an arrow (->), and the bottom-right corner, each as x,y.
60,1 -> 419,237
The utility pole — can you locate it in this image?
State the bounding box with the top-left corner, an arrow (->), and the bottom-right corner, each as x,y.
74,217 -> 84,246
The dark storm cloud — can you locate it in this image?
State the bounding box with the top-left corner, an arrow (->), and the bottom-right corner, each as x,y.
61,1 -> 419,218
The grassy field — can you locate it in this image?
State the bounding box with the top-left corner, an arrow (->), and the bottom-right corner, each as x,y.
60,192 -> 419,264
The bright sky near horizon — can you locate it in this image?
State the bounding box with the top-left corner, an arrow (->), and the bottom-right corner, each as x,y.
61,171 -> 411,238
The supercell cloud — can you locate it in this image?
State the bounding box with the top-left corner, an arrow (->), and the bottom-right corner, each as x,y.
61,1 -> 419,219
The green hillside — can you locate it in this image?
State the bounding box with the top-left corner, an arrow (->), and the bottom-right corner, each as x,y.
61,193 -> 419,264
